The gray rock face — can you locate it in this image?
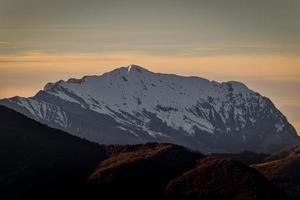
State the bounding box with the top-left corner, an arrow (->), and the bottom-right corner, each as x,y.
1,65 -> 298,153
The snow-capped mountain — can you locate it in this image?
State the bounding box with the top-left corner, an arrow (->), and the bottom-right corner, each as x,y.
1,65 -> 298,153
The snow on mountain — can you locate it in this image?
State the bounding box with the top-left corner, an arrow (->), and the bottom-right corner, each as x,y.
1,65 -> 298,153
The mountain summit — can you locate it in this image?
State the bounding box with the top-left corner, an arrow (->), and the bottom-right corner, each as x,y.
1,65 -> 298,153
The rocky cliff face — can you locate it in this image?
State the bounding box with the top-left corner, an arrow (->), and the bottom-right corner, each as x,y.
1,65 -> 298,153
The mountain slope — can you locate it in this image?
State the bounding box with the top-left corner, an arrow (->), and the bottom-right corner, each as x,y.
1,65 -> 298,153
0,105 -> 106,200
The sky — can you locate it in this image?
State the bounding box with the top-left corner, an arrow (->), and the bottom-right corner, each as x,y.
0,0 -> 299,133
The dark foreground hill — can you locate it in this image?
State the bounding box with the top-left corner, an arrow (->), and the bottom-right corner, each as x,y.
0,105 -> 107,199
0,105 -> 291,200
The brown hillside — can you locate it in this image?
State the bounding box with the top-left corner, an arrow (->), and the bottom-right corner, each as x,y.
164,156 -> 282,200
87,143 -> 203,199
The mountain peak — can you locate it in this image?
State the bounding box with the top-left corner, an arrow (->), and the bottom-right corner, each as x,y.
107,65 -> 151,77
127,64 -> 150,74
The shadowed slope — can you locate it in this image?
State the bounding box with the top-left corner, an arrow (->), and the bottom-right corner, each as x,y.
0,105 -> 106,200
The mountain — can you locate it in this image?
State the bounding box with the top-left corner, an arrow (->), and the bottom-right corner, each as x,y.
0,105 -> 107,200
253,145 -> 300,199
164,156 -> 283,200
1,65 -> 298,153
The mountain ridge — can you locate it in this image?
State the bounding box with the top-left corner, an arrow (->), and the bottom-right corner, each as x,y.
1,65 -> 298,153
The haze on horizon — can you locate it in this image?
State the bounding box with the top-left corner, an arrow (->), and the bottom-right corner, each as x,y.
0,0 -> 299,133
